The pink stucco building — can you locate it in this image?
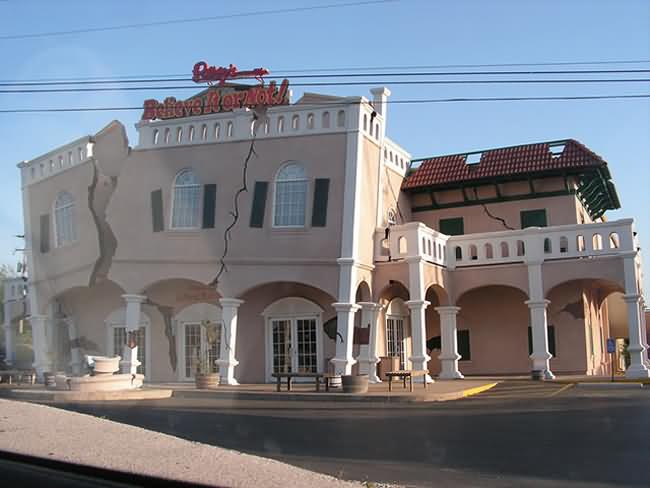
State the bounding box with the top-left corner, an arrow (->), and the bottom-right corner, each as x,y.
11,82 -> 649,384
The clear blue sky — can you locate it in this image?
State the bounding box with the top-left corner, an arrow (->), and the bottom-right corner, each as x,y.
0,0 -> 648,275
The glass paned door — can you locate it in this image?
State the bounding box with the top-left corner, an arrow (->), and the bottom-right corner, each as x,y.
271,319 -> 292,375
386,317 -> 406,369
296,319 -> 318,374
183,322 -> 221,379
112,326 -> 146,375
268,317 -> 320,381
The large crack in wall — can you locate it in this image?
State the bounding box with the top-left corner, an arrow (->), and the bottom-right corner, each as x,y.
88,160 -> 118,287
145,299 -> 177,372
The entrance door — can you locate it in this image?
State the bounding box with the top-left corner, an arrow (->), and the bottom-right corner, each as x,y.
181,322 -> 221,380
386,316 -> 407,369
267,317 -> 320,382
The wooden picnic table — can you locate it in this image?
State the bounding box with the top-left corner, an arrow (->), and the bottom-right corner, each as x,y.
0,369 -> 36,385
271,372 -> 340,392
385,369 -> 429,392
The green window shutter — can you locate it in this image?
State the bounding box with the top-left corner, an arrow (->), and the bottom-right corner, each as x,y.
520,209 -> 547,229
548,325 -> 556,357
39,214 -> 50,253
457,329 -> 471,360
151,189 -> 164,232
528,325 -> 556,357
440,217 -> 464,236
202,184 -> 217,229
311,178 -> 330,227
249,181 -> 268,228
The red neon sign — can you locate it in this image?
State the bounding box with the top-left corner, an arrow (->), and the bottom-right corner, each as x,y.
141,79 -> 289,121
192,62 -> 270,86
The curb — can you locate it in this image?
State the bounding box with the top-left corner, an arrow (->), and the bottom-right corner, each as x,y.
6,388 -> 173,402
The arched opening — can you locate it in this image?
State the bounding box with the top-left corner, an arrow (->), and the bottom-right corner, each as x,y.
545,278 -> 626,376
516,240 -> 526,256
485,243 -> 494,259
592,233 -> 603,251
544,238 -> 552,254
500,241 -> 509,257
609,232 -> 620,249
455,285 -> 531,375
469,244 -> 478,260
337,110 -> 345,127
237,281 -> 336,383
306,113 -> 314,129
398,236 -> 407,254
322,111 -> 330,128
355,280 -> 371,303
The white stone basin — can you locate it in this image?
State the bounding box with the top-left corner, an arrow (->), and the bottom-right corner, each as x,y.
91,356 -> 121,374
65,373 -> 144,392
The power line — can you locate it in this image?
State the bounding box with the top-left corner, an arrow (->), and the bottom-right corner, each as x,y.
3,59 -> 649,83
0,0 -> 399,41
2,69 -> 650,87
1,94 -> 648,114
1,78 -> 648,94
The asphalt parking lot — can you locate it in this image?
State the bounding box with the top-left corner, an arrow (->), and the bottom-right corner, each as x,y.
33,381 -> 650,487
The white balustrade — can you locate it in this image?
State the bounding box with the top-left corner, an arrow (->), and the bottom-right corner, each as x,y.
383,138 -> 411,176
376,219 -> 637,268
135,102 -> 360,150
19,137 -> 94,187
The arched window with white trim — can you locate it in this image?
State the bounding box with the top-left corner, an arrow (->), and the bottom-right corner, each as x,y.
273,162 -> 308,227
54,191 -> 77,247
171,168 -> 201,229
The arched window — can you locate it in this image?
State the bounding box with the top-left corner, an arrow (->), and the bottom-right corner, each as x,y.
226,121 -> 233,137
214,123 -> 221,140
322,111 -> 330,128
153,129 -> 159,145
164,128 -> 171,144
54,191 -> 77,247
277,116 -> 285,133
337,110 -> 345,127
291,114 -> 299,130
171,169 -> 201,229
307,113 -> 314,129
274,163 -> 307,227
176,127 -> 183,143
188,125 -> 195,142
201,124 -> 207,140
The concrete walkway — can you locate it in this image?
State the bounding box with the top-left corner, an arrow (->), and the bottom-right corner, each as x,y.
152,379 -> 498,403
0,398 -> 367,487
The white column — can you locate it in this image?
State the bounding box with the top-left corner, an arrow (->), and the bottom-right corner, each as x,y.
436,306 -> 464,379
622,254 -> 650,378
120,294 -> 146,375
406,300 -> 432,381
639,298 -> 649,367
217,298 -> 243,385
331,303 -> 360,375
356,302 -> 383,383
3,300 -> 15,365
526,299 -> 555,379
30,314 -> 52,379
66,318 -> 82,375
526,261 -> 555,380
405,256 -> 432,381
623,294 -> 650,378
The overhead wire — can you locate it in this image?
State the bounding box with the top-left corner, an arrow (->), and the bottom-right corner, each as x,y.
2,59 -> 649,83
1,69 -> 650,87
0,0 -> 399,41
1,94 -> 649,114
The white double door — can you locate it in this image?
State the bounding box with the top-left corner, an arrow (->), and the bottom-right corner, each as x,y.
181,322 -> 221,380
266,316 -> 322,382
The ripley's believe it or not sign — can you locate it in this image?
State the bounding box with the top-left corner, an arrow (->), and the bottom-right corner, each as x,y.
141,62 -> 289,121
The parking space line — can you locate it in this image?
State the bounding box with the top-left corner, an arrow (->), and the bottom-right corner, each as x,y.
546,383 -> 575,397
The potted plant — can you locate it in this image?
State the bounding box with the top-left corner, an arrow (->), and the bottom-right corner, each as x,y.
341,374 -> 369,394
194,321 -> 220,390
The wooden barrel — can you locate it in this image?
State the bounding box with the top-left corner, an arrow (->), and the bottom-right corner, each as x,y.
341,374 -> 368,394
195,373 -> 220,389
328,375 -> 342,389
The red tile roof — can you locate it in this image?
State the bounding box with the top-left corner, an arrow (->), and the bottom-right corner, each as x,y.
402,139 -> 608,191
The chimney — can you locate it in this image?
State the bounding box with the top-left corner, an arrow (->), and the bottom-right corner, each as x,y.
370,87 -> 391,119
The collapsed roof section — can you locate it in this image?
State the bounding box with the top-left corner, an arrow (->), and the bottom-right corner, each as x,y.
403,139 -> 621,219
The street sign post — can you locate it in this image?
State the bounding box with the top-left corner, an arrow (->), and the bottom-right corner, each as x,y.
607,338 -> 616,382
